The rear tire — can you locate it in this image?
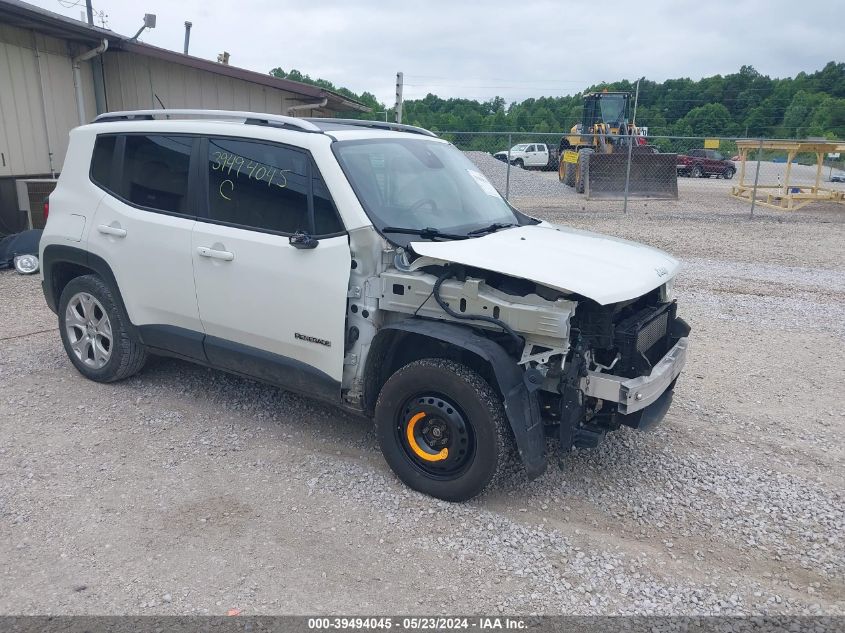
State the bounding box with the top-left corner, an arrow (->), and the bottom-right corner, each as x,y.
58,275 -> 147,383
691,165 -> 703,178
374,359 -> 512,502
575,148 -> 594,194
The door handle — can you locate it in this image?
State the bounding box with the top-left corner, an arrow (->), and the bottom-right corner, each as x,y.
97,224 -> 127,238
197,246 -> 234,261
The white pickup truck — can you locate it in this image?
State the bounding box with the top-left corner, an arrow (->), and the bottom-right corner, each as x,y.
493,143 -> 558,170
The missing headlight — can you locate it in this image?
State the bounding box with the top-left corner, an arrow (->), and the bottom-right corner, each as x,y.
661,278 -> 675,302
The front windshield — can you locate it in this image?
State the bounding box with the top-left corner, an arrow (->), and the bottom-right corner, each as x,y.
334,138 -> 519,244
599,95 -> 626,125
511,144 -> 529,152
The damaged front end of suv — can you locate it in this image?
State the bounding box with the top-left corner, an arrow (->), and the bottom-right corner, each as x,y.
333,132 -> 690,497
376,231 -> 690,477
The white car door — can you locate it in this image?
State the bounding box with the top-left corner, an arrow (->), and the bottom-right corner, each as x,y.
87,133 -> 204,358
536,144 -> 549,167
191,136 -> 350,401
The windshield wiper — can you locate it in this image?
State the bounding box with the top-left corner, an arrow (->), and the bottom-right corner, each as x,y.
466,222 -> 517,236
382,226 -> 469,240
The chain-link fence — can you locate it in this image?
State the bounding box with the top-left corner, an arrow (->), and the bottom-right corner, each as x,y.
439,131 -> 845,216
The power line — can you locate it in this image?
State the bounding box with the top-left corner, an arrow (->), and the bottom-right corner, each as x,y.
405,75 -> 596,84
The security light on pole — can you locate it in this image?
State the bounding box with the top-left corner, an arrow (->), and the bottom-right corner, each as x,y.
129,14 -> 157,41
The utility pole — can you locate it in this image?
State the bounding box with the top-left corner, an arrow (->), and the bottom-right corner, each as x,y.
85,0 -> 93,25
622,79 -> 640,214
394,72 -> 404,124
631,79 -> 640,126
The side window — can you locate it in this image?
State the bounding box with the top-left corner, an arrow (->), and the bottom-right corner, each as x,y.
526,145 -> 535,152
312,174 -> 344,236
205,138 -> 344,236
123,135 -> 192,214
90,135 -> 117,192
207,138 -> 309,234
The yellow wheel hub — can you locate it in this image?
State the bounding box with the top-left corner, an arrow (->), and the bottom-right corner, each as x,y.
406,412 -> 449,462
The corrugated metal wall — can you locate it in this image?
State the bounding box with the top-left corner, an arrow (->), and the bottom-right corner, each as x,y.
0,19 -> 336,233
0,21 -> 332,182
0,23 -> 96,177
101,52 -> 330,118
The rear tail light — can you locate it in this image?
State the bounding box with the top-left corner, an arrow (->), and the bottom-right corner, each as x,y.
43,198 -> 49,223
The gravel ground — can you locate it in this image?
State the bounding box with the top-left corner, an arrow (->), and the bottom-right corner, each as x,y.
1,189 -> 844,615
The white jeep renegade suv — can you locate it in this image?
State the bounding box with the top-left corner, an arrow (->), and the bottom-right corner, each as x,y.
40,109 -> 689,501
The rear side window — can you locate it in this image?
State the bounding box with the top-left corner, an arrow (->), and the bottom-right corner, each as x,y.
123,135 -> 192,214
206,138 -> 343,236
90,136 -> 117,191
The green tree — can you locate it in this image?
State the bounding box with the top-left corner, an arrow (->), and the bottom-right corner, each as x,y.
674,103 -> 732,136
269,63 -> 845,139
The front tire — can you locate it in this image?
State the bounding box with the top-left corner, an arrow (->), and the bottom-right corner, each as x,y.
575,147 -> 594,193
512,158 -> 524,169
374,359 -> 512,502
58,275 -> 148,383
691,165 -> 703,178
722,167 -> 735,180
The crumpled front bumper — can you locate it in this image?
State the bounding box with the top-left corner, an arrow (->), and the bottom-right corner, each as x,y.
580,336 -> 689,415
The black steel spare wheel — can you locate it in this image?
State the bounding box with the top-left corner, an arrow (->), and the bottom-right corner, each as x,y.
375,358 -> 512,502
397,393 -> 476,479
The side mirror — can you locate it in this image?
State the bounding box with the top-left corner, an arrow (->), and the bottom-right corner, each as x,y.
289,231 -> 319,250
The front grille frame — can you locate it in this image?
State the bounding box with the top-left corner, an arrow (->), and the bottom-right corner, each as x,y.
613,301 -> 677,378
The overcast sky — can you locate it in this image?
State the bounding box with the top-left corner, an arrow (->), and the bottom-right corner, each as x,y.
31,0 -> 843,106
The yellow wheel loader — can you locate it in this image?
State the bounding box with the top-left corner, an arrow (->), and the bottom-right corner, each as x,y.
558,91 -> 678,199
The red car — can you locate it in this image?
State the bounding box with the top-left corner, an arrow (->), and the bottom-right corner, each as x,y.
677,149 -> 736,179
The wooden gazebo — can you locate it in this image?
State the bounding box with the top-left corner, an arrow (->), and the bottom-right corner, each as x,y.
731,140 -> 845,210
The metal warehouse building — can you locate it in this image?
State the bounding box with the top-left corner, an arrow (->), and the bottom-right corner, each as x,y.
0,0 -> 368,234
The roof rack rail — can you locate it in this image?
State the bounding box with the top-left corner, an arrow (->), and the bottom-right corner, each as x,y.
306,118 -> 438,138
93,109 -> 323,133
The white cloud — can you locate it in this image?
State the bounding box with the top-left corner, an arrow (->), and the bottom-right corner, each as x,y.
28,0 -> 843,105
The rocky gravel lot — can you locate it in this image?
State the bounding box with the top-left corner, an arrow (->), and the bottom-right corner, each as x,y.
1,183 -> 844,615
